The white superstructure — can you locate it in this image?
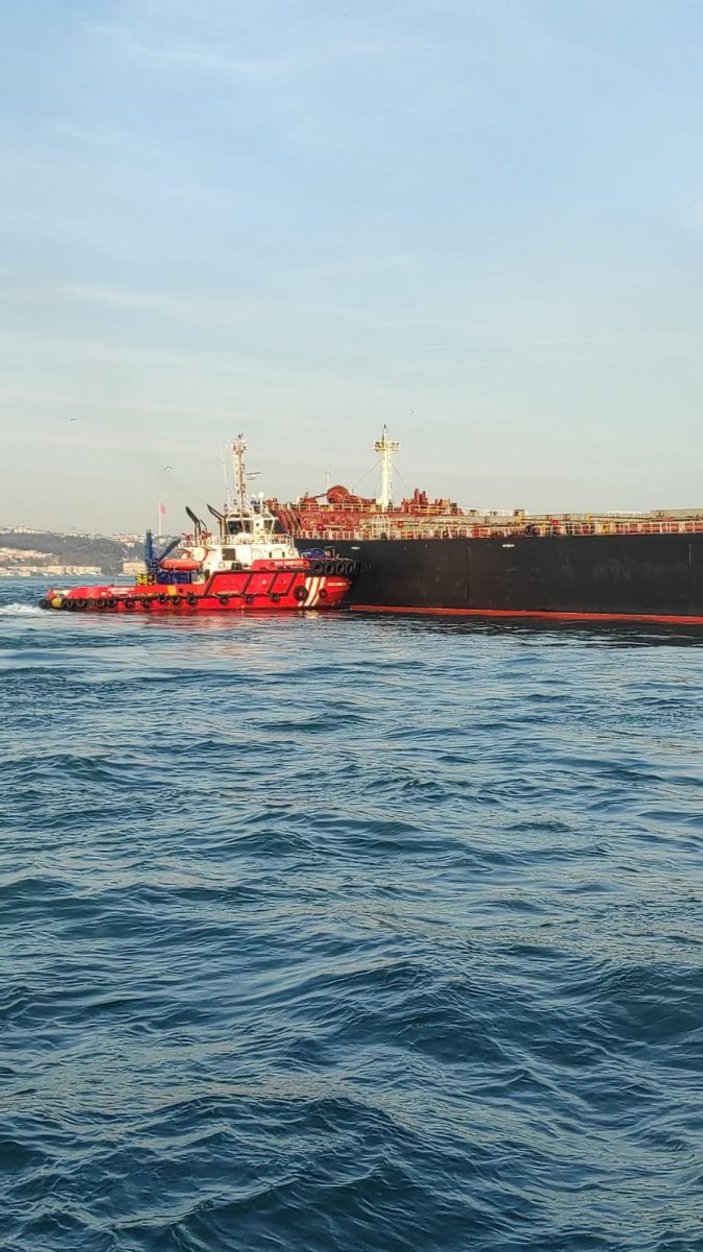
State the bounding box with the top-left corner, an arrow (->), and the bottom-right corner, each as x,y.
374,426 -> 401,511
187,435 -> 300,574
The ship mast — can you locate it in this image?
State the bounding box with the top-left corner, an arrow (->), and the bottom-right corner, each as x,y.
232,434 -> 248,515
374,425 -> 400,511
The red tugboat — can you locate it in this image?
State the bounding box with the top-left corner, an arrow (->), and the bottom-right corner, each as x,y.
40,437 -> 356,615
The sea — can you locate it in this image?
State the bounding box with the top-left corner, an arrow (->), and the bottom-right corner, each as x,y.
2,578 -> 703,1252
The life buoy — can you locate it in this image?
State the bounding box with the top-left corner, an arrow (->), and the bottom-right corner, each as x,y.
294,585 -> 308,602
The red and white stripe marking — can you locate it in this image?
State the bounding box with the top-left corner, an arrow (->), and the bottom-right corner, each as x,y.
304,575 -> 324,606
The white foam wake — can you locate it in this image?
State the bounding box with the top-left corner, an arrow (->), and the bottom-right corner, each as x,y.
0,602 -> 44,615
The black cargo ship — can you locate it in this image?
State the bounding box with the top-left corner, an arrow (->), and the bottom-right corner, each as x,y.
329,532 -> 703,623
274,429 -> 703,624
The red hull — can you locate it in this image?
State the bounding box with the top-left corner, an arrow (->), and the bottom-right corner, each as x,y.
42,567 -> 350,613
349,604 -> 703,625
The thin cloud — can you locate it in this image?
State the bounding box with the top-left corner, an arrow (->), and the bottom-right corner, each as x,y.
49,120 -> 151,156
86,21 -> 311,82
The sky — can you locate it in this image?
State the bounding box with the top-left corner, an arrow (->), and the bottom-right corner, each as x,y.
2,0 -> 703,531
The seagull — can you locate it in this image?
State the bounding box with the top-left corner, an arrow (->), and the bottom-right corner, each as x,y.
69,416 -> 79,422
164,465 -> 174,470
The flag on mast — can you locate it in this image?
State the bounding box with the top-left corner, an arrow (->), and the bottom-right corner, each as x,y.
158,501 -> 166,537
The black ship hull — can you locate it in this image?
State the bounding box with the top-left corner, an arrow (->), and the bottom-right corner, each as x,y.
321,534 -> 703,623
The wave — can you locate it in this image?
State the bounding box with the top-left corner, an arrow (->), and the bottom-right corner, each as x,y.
0,602 -> 43,615
2,577 -> 703,1252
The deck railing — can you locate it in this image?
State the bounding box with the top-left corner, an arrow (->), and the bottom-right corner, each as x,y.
285,516 -> 703,542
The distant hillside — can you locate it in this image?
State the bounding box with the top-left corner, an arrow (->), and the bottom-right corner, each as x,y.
0,530 -> 143,574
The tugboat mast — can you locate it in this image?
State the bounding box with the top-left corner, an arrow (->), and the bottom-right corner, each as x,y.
232,434 -> 248,515
374,425 -> 401,511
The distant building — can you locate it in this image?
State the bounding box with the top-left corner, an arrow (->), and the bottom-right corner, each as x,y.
0,564 -> 103,577
121,560 -> 144,576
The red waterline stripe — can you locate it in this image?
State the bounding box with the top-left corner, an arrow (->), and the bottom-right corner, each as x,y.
349,604 -> 703,625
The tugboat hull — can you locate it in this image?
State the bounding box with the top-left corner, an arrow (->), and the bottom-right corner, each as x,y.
40,565 -> 353,614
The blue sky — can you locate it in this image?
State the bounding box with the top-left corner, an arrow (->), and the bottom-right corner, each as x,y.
2,0 -> 703,530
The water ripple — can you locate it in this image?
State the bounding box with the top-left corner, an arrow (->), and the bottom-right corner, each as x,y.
1,582 -> 703,1250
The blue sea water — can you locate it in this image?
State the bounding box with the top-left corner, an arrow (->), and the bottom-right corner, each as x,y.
2,578 -> 703,1252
